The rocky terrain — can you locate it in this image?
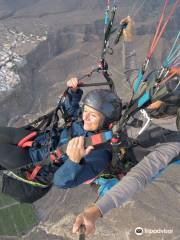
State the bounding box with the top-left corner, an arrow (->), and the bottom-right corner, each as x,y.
0,0 -> 179,239
0,0 -> 179,126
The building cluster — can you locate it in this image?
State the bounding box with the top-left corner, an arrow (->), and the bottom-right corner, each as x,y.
0,48 -> 24,92
0,23 -> 47,93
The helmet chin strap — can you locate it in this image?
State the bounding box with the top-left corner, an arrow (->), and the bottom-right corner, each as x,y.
98,122 -> 107,131
98,119 -> 113,131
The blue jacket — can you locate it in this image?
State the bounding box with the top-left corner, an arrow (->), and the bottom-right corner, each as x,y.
29,89 -> 112,189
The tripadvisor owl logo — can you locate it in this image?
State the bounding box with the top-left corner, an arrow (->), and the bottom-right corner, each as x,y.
135,227 -> 144,236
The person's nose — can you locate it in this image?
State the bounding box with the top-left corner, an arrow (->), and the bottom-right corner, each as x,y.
84,112 -> 91,121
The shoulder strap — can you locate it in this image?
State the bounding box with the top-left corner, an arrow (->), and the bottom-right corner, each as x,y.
15,130 -> 113,182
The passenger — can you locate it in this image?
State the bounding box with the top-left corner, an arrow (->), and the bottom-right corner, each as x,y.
0,87 -> 122,189
0,16 -> 135,201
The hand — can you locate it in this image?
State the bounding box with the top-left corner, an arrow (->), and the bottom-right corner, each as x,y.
146,100 -> 164,110
66,136 -> 94,164
66,77 -> 79,91
120,16 -> 134,42
72,205 -> 102,236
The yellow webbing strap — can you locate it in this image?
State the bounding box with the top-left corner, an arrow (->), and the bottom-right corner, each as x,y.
4,170 -> 49,188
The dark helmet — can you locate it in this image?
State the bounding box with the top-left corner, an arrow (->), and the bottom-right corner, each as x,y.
82,89 -> 122,124
146,71 -> 180,117
144,70 -> 180,105
160,74 -> 180,106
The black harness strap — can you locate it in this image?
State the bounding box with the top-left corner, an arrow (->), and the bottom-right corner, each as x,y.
16,130 -> 113,182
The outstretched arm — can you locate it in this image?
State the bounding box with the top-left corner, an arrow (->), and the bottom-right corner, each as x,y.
73,141 -> 180,235
95,141 -> 180,214
122,16 -> 139,88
